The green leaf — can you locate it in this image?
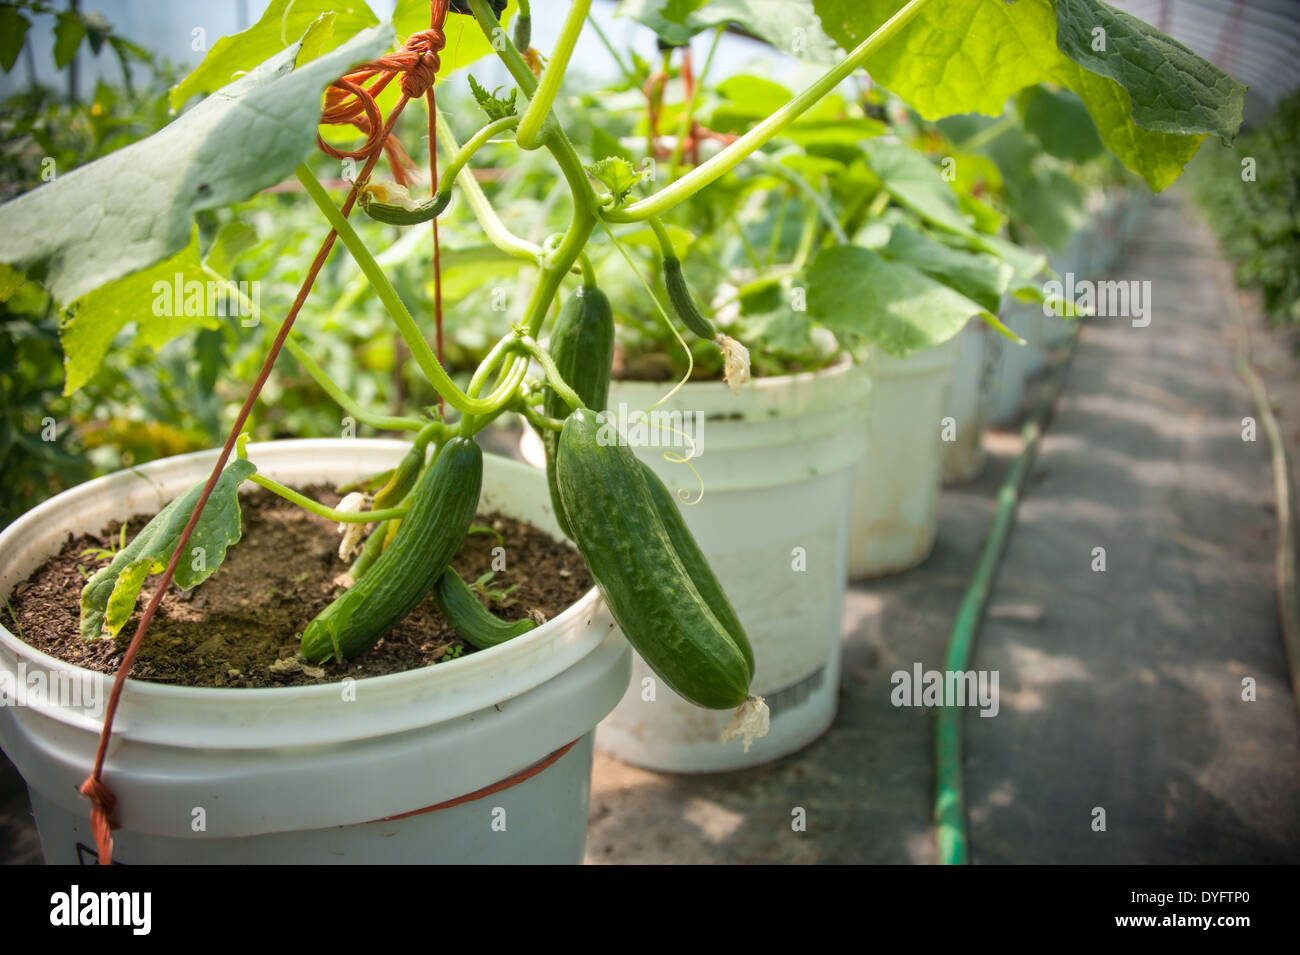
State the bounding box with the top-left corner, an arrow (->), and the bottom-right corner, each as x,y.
59,231 -> 219,395
804,245 -> 985,357
619,0 -> 842,63
963,233 -> 1050,301
812,0 -> 1247,190
861,139 -> 972,236
880,223 -> 1012,313
169,2 -> 379,109
203,221 -> 259,277
587,156 -> 648,207
983,123 -> 1090,250
79,459 -> 257,641
467,73 -> 518,120
52,10 -> 85,69
1018,85 -> 1104,162
1054,0 -> 1244,140
0,5 -> 31,73
394,0 -> 517,77
0,23 -> 395,307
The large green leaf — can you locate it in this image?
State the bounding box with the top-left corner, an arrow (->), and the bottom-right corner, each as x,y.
1018,85 -> 1104,162
0,23 -> 394,307
861,139 -> 972,235
812,0 -> 1247,190
983,122 -> 1089,250
59,231 -> 215,395
170,2 -> 379,109
79,460 -> 257,641
804,245 -> 985,356
620,0 -> 842,63
880,222 -> 1012,313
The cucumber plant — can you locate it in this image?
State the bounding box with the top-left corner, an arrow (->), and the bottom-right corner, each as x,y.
0,0 -> 1245,734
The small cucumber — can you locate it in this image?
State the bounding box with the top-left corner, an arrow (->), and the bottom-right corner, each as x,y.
543,285 -> 614,538
663,256 -> 717,339
300,437 -> 482,663
636,461 -> 754,681
371,444 -> 425,510
434,568 -> 537,649
557,408 -> 751,709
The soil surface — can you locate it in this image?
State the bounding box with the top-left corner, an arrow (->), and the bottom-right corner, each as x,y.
1,485 -> 592,689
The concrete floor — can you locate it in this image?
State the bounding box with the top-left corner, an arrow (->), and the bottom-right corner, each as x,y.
3,193 -> 1298,864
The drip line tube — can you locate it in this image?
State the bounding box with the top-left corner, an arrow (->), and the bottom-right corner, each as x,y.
934,420 -> 1041,865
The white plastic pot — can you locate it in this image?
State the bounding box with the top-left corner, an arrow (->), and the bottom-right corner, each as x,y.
941,322 -> 992,485
0,439 -> 630,863
988,306 -> 1037,427
583,358 -> 868,772
850,340 -> 955,579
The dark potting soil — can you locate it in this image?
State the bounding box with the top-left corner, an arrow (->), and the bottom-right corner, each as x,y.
1,486 -> 592,688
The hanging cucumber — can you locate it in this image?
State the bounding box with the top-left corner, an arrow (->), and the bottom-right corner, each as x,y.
636,461 -> 754,680
543,285 -> 614,538
662,257 -> 717,339
300,437 -> 482,663
434,568 -> 537,649
556,408 -> 751,709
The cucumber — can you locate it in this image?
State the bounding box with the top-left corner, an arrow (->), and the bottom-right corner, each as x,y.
663,256 -> 717,339
300,437 -> 482,663
557,408 -> 750,709
636,461 -> 754,681
434,568 -> 537,649
543,285 -> 614,538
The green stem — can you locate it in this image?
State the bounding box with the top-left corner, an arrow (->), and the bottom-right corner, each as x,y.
957,114 -> 1017,153
515,0 -> 592,150
648,215 -> 676,260
752,154 -> 849,244
603,0 -> 937,222
468,0 -> 601,215
248,473 -> 407,522
586,11 -> 634,86
513,396 -> 564,433
434,111 -> 542,265
669,24 -> 724,172
283,337 -> 425,432
766,193 -> 789,266
792,201 -> 820,271
296,165 -> 521,416
516,336 -> 583,411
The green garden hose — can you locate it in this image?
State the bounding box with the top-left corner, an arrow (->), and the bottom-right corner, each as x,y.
934,420 -> 1041,865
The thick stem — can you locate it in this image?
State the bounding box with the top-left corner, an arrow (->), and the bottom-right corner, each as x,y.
515,0 -> 592,149
603,0 -> 937,222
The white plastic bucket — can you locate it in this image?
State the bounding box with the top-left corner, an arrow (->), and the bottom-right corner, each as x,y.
585,357 -> 868,772
850,340 -> 955,579
0,440 -> 630,863
942,322 -> 992,485
988,307 -> 1037,426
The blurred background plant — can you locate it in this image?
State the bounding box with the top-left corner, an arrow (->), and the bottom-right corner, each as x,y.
1188,90 -> 1300,327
